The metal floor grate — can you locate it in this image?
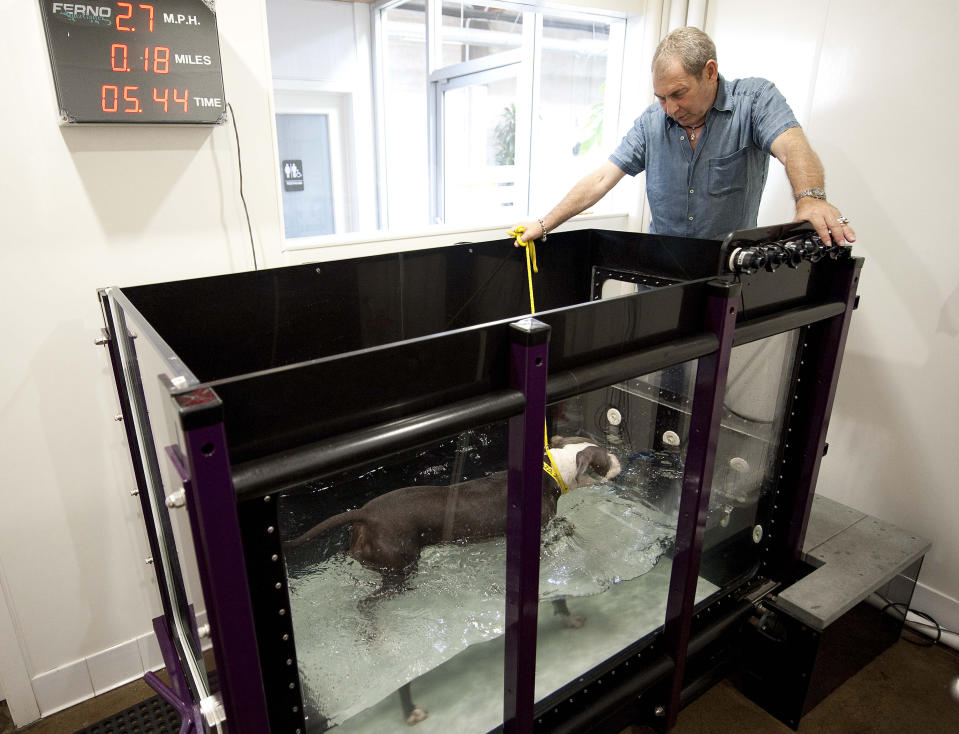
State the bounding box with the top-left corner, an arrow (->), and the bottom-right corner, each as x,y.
73,695 -> 180,734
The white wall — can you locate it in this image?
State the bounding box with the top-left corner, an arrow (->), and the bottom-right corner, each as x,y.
0,2 -> 285,723
707,0 -> 959,633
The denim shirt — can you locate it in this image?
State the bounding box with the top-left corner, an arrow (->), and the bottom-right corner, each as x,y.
609,75 -> 799,240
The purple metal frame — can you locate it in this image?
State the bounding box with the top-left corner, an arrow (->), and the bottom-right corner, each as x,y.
175,406 -> 272,733
144,614 -> 205,733
662,280 -> 740,726
504,318 -> 551,734
98,299 -> 208,730
782,260 -> 863,565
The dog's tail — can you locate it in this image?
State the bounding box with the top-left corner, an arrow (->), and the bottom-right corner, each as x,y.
286,510 -> 365,548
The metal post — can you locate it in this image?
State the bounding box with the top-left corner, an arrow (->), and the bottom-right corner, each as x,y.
781,259 -> 863,567
662,279 -> 740,727
144,615 -> 205,733
504,317 -> 551,734
99,295 -> 207,722
176,389 -> 272,734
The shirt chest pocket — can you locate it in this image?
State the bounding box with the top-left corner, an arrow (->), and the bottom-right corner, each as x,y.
708,147 -> 749,196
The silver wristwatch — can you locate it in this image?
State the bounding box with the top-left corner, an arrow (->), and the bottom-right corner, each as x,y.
794,187 -> 826,202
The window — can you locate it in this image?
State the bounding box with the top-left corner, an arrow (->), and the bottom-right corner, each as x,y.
375,0 -> 626,230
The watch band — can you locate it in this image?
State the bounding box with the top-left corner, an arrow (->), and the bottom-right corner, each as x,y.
794,187 -> 826,202
537,218 -> 548,241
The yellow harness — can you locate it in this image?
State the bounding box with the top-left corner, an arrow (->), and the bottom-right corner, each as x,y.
507,226 -> 569,495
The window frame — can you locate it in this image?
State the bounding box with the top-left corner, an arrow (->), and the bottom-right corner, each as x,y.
373,0 -> 628,230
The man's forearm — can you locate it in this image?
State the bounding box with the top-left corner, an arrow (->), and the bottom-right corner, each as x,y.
785,145 -> 825,197
543,179 -> 607,231
772,126 -> 825,197
770,126 -> 855,245
542,161 -> 626,232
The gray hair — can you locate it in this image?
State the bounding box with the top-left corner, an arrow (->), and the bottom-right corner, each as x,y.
652,26 -> 717,77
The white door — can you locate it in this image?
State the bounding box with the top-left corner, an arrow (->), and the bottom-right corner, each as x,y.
274,89 -> 356,240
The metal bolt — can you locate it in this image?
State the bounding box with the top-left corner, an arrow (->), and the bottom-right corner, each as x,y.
130,490 -> 139,497
267,526 -> 275,534
114,414 -> 123,421
654,705 -> 665,717
145,557 -> 154,565
271,554 -> 279,562
94,335 -> 109,346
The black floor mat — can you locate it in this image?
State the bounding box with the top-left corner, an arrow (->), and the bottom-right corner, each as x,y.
73,695 -> 181,734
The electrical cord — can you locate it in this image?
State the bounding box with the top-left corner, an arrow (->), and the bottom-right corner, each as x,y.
877,594 -> 955,647
226,102 -> 259,270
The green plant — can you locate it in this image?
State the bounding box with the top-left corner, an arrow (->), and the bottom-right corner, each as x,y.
493,103 -> 516,165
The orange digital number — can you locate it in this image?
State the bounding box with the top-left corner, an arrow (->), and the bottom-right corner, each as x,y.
110,43 -> 130,72
173,88 -> 189,112
138,4 -> 155,32
115,2 -> 134,31
153,46 -> 170,74
123,86 -> 142,113
101,85 -> 119,112
153,87 -> 169,112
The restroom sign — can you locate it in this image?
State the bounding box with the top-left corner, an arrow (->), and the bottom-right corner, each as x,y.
283,160 -> 304,191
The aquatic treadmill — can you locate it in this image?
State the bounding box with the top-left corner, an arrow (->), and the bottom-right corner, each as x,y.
99,224 -> 904,733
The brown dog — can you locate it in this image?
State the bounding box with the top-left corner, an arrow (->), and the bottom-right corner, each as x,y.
287,437 -> 620,725
287,437 -> 620,588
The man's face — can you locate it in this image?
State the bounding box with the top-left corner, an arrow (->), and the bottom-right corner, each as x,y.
653,56 -> 718,128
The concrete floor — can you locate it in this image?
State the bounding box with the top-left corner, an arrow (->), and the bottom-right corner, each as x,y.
2,638 -> 957,733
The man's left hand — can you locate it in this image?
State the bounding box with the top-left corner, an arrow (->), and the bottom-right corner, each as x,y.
794,197 -> 856,246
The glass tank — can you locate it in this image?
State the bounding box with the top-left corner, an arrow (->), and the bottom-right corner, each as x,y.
99,225 -> 861,734
271,340 -> 799,732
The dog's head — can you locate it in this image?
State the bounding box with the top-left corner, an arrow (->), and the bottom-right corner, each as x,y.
547,436 -> 621,490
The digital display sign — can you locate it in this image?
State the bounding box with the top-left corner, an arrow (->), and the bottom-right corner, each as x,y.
39,1 -> 226,124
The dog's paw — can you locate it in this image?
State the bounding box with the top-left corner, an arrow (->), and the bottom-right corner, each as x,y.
562,613 -> 587,629
406,706 -> 428,725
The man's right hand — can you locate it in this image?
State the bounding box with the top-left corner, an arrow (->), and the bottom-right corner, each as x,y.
510,221 -> 543,245
510,219 -> 543,247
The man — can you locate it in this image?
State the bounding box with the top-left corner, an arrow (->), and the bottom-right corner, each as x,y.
513,26 -> 855,247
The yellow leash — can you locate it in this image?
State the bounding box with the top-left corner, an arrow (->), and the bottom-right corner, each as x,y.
507,226 -> 538,314
506,226 -> 568,495
542,427 -> 569,495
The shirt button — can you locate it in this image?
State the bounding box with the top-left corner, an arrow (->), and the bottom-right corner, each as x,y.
689,189 -> 695,194
680,136 -> 685,140
689,216 -> 694,221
